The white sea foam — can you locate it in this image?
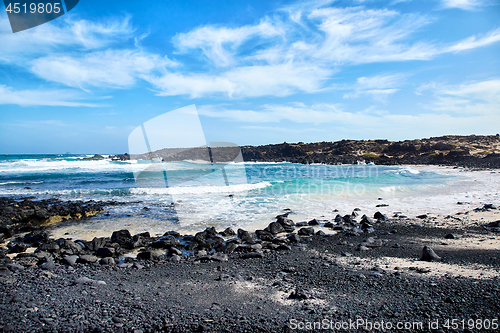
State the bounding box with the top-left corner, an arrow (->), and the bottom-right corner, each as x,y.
129,181 -> 272,195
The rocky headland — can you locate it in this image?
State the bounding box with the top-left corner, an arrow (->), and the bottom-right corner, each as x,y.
129,135 -> 500,169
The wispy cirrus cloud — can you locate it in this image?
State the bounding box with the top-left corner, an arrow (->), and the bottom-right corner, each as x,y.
199,97 -> 500,139
145,3 -> 500,99
445,28 -> 500,52
343,73 -> 406,101
173,19 -> 285,67
418,79 -> 500,115
0,85 -> 102,107
31,50 -> 177,89
439,0 -> 490,10
2,1 -> 500,102
0,14 -> 135,62
143,62 -> 331,98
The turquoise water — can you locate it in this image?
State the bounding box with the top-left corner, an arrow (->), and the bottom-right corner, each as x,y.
2,154 -> 479,237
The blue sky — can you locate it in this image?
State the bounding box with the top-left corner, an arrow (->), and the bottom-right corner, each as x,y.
0,0 -> 499,154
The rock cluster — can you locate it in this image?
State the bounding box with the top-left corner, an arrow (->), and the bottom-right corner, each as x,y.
0,197 -> 112,239
0,210 -> 393,272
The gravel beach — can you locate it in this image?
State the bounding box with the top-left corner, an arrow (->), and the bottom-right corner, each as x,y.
1,202 -> 499,333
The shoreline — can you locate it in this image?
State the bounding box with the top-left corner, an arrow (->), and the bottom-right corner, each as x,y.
1,201 -> 499,332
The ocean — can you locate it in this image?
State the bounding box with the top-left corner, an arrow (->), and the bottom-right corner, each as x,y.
1,154 -> 499,239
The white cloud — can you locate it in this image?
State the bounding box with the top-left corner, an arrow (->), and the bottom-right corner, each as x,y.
199,103 -> 352,124
68,15 -> 135,49
307,7 -> 437,63
440,0 -> 488,10
145,3 -> 500,98
0,15 -> 135,62
31,50 -> 176,89
0,85 -> 102,107
174,19 -> 284,67
445,28 -> 500,52
199,100 -> 500,139
419,79 -> 500,115
2,2 -> 500,101
344,73 -> 405,101
144,63 -> 330,98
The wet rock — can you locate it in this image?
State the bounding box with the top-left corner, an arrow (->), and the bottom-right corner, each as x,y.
62,255 -> 79,266
220,227 -> 236,237
77,255 -> 99,264
131,235 -> 148,248
343,215 -> 355,224
374,211 -> 390,221
316,230 -> 326,236
57,239 -> 83,255
96,247 -> 115,257
420,246 -> 441,261
334,214 -> 343,223
417,214 -> 428,219
164,230 -> 181,238
287,234 -> 301,243
168,247 -> 182,256
194,231 -> 207,244
276,215 -> 295,227
111,230 -> 132,245
40,260 -> 55,270
361,215 -> 374,224
7,243 -> 27,254
87,237 -> 108,252
152,235 -> 180,248
324,222 -> 334,228
256,230 -> 274,241
23,232 -> 49,246
268,222 -> 285,234
223,243 -> 237,254
444,233 -> 458,239
39,243 -> 60,253
99,257 -> 115,265
308,219 -> 320,226
237,229 -> 256,243
298,227 -> 314,236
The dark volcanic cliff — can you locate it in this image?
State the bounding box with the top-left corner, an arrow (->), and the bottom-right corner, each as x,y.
133,135 -> 500,168
241,135 -> 500,168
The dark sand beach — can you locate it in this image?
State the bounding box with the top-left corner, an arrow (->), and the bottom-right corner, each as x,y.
1,198 -> 499,332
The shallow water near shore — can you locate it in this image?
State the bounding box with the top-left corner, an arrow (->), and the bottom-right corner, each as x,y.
1,154 -> 499,240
